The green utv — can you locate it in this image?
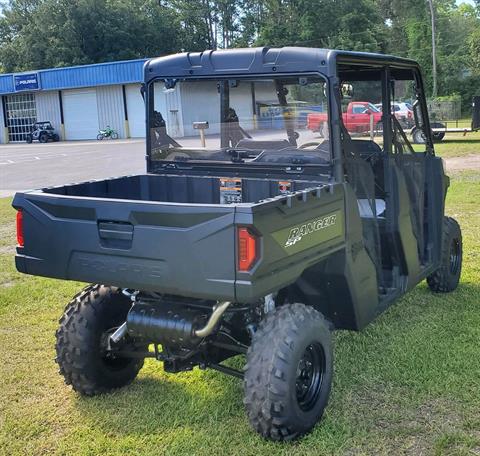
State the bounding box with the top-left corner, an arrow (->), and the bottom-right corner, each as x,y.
13,47 -> 462,441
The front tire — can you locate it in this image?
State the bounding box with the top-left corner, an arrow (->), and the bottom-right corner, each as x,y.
412,127 -> 426,144
427,217 -> 462,292
97,133 -> 104,140
244,303 -> 333,441
55,284 -> 145,396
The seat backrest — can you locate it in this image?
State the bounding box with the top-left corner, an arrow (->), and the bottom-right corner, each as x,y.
350,140 -> 383,157
236,138 -> 290,150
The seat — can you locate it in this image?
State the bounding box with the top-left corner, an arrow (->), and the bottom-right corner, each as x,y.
236,138 -> 290,150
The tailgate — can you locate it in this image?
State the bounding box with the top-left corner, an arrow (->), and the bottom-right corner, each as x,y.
13,192 -> 236,300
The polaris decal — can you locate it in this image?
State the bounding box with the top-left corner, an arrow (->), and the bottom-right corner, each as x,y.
272,211 -> 344,254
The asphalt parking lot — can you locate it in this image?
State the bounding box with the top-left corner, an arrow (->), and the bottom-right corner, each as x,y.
0,139 -> 146,197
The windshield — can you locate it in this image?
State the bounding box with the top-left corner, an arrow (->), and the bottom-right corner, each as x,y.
147,75 -> 330,168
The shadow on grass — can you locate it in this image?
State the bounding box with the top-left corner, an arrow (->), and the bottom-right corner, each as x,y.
73,366 -> 245,437
438,138 -> 480,145
70,282 -> 480,448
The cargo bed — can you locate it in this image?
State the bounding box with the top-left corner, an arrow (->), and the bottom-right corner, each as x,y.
13,173 -> 346,302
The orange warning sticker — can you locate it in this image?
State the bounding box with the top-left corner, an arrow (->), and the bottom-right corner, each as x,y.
220,178 -> 242,204
278,181 -> 292,194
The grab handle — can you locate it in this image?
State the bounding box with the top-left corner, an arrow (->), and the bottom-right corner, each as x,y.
98,221 -> 133,245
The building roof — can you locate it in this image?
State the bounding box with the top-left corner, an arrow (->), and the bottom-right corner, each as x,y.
0,58 -> 147,95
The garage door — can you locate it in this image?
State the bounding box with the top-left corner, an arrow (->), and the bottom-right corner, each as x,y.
63,89 -> 99,140
126,84 -> 145,138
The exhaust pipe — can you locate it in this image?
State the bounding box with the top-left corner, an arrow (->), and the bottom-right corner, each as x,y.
110,322 -> 128,344
194,301 -> 231,338
111,300 -> 233,347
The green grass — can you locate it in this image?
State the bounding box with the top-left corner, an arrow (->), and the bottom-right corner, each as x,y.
1,169 -> 480,455
432,131 -> 480,158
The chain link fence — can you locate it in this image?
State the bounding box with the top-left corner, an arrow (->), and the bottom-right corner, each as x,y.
427,99 -> 462,121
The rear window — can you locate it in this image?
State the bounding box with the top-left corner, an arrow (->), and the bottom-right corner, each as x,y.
147,75 -> 332,169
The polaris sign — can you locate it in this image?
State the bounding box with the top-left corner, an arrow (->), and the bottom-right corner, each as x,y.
13,73 -> 40,92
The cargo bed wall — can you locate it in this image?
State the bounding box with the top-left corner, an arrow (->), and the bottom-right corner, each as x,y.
44,174 -> 320,204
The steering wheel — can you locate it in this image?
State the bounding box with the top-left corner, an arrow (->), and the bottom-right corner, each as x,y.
298,141 -> 323,149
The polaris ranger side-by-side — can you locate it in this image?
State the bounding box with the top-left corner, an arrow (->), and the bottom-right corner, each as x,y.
13,48 -> 462,441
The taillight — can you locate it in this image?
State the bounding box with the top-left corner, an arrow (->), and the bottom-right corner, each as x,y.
237,227 -> 258,272
16,210 -> 24,247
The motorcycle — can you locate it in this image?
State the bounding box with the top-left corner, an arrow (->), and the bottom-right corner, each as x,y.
97,126 -> 119,140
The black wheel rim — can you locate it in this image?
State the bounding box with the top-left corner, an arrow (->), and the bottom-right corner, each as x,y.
450,238 -> 461,274
295,342 -> 325,411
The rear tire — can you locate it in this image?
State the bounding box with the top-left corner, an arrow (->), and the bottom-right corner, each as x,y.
111,131 -> 118,139
26,134 -> 32,143
427,217 -> 462,292
431,122 -> 446,142
244,303 -> 333,441
55,284 -> 145,396
39,132 -> 48,143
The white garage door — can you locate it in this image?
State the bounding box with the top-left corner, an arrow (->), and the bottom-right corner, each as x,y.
63,89 -> 99,140
126,84 -> 145,138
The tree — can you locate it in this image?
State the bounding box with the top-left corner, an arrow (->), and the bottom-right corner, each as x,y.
0,0 -> 181,72
255,0 -> 387,51
0,0 -> 478,115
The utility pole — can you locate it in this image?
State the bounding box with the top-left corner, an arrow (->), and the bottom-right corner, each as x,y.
427,0 -> 438,98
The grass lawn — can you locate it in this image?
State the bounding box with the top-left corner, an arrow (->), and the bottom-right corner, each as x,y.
1,150 -> 479,454
431,131 -> 480,158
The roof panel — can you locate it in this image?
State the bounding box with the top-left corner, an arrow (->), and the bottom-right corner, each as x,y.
0,75 -> 14,94
0,59 -> 147,95
145,47 -> 418,81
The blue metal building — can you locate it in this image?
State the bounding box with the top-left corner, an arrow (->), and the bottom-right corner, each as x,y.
0,59 -> 147,143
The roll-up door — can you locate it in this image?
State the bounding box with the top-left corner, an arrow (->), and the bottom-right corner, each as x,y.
125,84 -> 145,138
63,89 -> 99,140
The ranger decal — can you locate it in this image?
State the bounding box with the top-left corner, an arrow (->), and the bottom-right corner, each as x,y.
285,214 -> 338,247
271,210 -> 344,255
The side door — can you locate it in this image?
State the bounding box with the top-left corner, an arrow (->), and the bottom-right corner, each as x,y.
387,66 -> 442,277
336,62 -> 424,297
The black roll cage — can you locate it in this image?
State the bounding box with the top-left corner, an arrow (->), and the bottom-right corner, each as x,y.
143,49 -> 435,181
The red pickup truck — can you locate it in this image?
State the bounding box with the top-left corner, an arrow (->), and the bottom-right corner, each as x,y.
307,101 -> 382,134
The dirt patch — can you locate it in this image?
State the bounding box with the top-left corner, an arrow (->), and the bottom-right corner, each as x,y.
0,245 -> 15,255
445,154 -> 480,172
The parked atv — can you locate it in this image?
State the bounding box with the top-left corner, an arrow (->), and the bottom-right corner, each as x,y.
97,126 -> 119,140
13,47 -> 462,442
26,121 -> 60,143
